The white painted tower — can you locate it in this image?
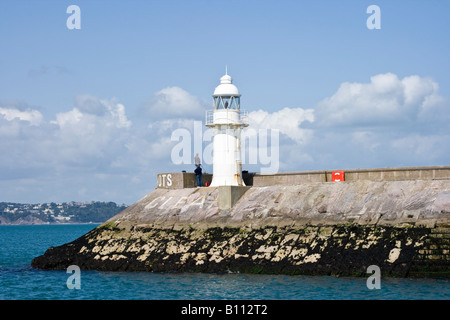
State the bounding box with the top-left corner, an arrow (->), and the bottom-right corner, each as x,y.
206,69 -> 249,186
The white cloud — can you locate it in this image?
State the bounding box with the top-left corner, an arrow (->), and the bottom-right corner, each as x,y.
75,94 -> 108,116
390,134 -> 450,162
316,73 -> 445,127
43,97 -> 132,168
0,79 -> 448,204
302,73 -> 450,171
248,107 -> 314,144
148,118 -> 197,135
143,86 -> 208,119
52,108 -> 83,128
351,131 -> 380,153
53,95 -> 131,129
0,96 -> 133,177
238,107 -> 316,173
0,91 -> 189,203
0,107 -> 43,125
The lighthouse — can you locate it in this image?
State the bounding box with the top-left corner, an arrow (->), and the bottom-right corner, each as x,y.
206,69 -> 248,186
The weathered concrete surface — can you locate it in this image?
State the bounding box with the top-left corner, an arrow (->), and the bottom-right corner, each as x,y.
105,180 -> 450,229
218,186 -> 251,210
32,180 -> 450,277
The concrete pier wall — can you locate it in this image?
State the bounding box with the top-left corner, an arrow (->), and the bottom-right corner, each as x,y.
252,166 -> 450,186
157,172 -> 212,189
32,179 -> 450,277
157,166 -> 450,190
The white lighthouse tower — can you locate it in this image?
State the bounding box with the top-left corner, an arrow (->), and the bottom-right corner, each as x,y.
206,69 -> 248,186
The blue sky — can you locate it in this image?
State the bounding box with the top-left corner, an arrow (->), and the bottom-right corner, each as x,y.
1,0 -> 449,204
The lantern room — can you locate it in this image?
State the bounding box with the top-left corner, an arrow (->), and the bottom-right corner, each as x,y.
212,72 -> 241,110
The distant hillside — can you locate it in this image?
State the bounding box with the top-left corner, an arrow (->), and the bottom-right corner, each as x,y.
0,201 -> 128,225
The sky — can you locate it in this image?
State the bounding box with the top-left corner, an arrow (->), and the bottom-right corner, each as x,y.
0,0 -> 449,205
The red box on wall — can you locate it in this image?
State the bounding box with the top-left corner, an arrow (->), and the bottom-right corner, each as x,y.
332,171 -> 345,182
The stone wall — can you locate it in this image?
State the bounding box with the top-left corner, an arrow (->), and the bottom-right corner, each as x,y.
409,226 -> 450,277
32,222 -> 449,277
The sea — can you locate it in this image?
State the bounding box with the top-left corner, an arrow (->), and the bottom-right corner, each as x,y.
0,224 -> 449,301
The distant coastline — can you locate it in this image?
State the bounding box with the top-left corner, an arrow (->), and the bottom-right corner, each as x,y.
0,201 -> 127,225
0,222 -> 102,226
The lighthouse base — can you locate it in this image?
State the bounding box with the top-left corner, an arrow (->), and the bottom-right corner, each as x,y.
210,172 -> 247,187
218,186 -> 251,210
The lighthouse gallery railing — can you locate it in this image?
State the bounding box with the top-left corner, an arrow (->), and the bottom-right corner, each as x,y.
205,109 -> 248,127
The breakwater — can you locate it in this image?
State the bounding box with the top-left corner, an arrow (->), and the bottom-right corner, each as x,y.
32,177 -> 450,277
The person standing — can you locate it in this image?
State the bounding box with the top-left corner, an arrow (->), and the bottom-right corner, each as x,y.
194,153 -> 201,167
194,164 -> 202,187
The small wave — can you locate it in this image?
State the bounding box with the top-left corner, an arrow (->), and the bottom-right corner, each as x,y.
226,269 -> 240,274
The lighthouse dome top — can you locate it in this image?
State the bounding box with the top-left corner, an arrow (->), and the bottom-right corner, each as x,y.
213,72 -> 240,97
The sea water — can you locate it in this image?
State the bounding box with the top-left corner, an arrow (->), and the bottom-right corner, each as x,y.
0,224 -> 449,300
